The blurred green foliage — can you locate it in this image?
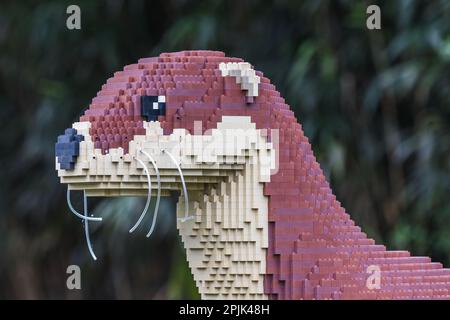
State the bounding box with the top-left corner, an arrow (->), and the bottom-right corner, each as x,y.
0,0 -> 449,299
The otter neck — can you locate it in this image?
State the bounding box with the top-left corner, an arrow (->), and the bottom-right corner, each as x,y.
176,162 -> 269,299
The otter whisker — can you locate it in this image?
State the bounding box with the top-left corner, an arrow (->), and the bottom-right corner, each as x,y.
66,188 -> 102,222
139,149 -> 161,238
129,156 -> 152,233
83,190 -> 97,261
163,149 -> 194,222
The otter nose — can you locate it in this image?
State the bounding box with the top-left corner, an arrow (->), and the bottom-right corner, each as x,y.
55,128 -> 84,170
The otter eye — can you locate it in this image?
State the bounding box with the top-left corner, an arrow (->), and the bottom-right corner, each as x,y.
141,95 -> 166,121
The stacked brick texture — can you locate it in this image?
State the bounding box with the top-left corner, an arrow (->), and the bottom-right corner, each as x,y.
175,117 -> 271,299
56,50 -> 450,299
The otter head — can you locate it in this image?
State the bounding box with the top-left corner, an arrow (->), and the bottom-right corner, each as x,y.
56,51 -> 281,299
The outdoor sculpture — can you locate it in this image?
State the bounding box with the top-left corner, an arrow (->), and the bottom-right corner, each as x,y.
55,50 -> 450,299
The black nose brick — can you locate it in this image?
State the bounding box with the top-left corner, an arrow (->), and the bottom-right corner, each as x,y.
55,128 -> 84,170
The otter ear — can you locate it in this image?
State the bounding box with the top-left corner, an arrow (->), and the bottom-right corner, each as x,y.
219,62 -> 260,98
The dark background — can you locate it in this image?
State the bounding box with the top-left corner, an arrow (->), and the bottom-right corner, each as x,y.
0,0 -> 449,299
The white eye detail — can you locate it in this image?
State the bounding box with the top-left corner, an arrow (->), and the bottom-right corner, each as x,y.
141,95 -> 167,121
